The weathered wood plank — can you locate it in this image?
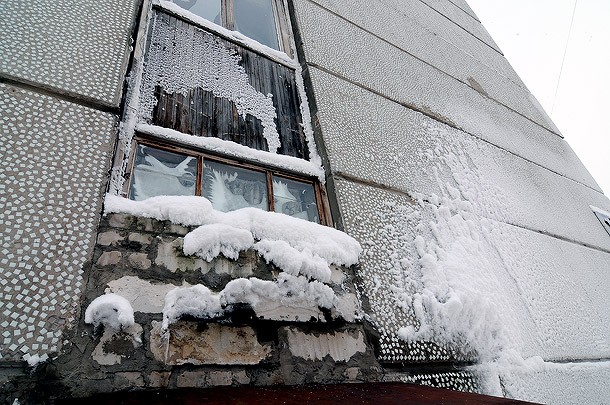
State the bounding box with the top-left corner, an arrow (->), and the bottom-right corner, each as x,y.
149,13 -> 309,160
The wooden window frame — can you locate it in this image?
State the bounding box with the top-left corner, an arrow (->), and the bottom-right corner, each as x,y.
126,135 -> 332,225
171,0 -> 292,54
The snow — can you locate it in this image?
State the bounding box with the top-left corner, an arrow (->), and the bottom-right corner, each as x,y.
162,284 -> 223,328
137,124 -> 324,180
253,239 -> 332,282
162,273 -> 336,329
105,194 -> 214,226
183,223 -> 254,261
105,194 -> 361,271
84,293 -> 135,331
105,193 -> 360,328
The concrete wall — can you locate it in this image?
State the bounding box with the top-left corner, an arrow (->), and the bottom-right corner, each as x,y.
0,0 -> 138,363
290,0 -> 610,401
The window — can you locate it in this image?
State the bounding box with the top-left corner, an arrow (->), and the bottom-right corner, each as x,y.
128,139 -> 326,224
591,206 -> 610,237
170,0 -> 287,50
143,12 -> 308,159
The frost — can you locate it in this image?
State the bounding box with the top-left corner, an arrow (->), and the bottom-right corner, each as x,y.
140,11 -> 280,152
84,293 -> 135,331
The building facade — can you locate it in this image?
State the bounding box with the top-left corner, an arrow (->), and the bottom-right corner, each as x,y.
1,0 -> 610,403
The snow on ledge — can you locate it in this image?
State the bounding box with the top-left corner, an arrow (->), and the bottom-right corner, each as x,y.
104,194 -> 361,273
84,293 -> 135,332
162,273 -> 336,329
136,124 -> 325,180
105,194 -> 362,328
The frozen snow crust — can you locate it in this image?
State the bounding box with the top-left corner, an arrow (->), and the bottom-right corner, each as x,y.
105,194 -> 362,328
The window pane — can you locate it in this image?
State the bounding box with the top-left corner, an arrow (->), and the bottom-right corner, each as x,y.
130,145 -> 198,201
273,176 -> 319,223
233,0 -> 280,49
203,160 -> 268,212
171,0 -> 222,25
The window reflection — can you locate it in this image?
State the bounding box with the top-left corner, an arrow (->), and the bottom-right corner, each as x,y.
273,176 -> 319,223
171,0 -> 222,24
234,0 -> 279,49
203,160 -> 268,212
130,145 -> 198,201
170,0 -> 280,50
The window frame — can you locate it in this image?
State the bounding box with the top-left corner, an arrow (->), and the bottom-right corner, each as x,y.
125,135 -> 332,225
169,0 -> 292,54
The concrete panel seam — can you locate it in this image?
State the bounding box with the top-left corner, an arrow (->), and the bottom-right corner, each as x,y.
308,64 -> 603,195
446,0 -> 480,21
332,172 -> 418,205
0,75 -> 120,115
301,0 -> 559,136
335,174 -> 610,255
413,0 -> 500,52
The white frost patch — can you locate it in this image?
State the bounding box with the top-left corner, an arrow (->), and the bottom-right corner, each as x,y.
140,12 -> 280,152
84,293 -> 135,331
155,0 -> 295,66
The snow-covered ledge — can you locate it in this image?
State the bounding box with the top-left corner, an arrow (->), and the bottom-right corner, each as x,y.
103,194 -> 363,326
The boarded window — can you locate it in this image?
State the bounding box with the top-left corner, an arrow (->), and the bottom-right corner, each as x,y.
140,11 -> 309,159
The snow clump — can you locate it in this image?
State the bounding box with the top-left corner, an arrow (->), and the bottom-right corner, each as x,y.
84,293 -> 135,331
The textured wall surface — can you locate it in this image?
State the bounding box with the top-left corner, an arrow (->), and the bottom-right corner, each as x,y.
0,84 -> 116,360
0,0 -> 138,107
292,0 -> 610,400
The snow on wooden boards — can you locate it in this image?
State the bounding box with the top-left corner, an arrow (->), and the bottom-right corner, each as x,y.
142,12 -> 309,159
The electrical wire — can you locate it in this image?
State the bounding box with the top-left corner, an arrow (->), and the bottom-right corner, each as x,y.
551,0 -> 578,117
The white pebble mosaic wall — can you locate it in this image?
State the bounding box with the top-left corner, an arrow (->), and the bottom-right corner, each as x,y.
0,84 -> 116,360
0,0 -> 138,106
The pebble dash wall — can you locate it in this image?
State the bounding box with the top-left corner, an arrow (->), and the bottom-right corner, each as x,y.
0,0 -> 139,362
